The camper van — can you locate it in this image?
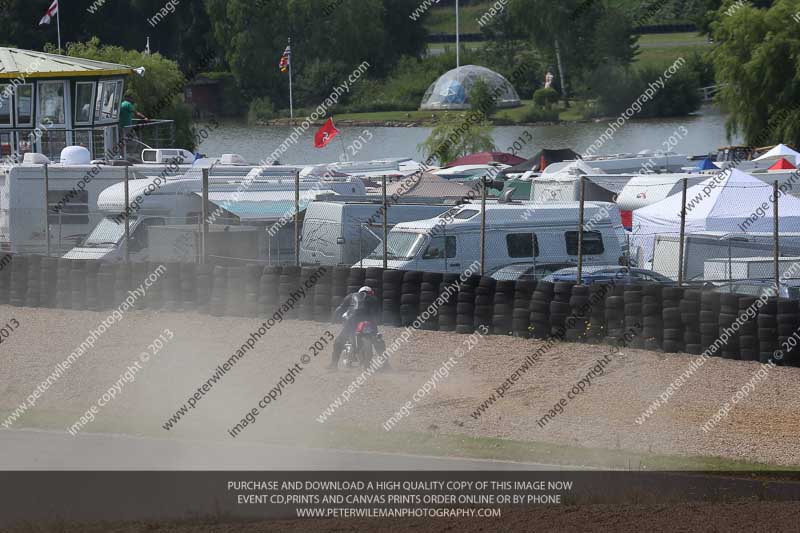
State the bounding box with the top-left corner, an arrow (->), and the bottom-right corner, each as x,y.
359,202 -> 626,273
63,168 -> 366,262
300,199 -> 452,266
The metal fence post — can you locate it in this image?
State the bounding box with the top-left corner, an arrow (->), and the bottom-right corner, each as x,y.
202,168 -> 209,265
577,176 -> 585,285
43,163 -> 50,257
382,175 -> 388,269
774,180 -> 780,292
480,177 -> 487,275
294,169 -> 300,267
124,165 -> 130,263
678,177 -> 688,286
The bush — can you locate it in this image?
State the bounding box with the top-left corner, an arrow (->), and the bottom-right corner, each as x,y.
469,78 -> 496,116
533,87 -> 560,108
518,105 -> 560,123
247,96 -> 276,124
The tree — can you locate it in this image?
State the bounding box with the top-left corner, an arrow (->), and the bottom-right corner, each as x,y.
469,78 -> 496,116
419,113 -> 496,166
711,0 -> 800,145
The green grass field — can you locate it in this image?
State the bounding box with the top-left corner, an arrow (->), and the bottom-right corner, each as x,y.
423,2 -> 494,34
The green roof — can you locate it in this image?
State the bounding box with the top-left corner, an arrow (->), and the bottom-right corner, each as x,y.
0,47 -> 133,79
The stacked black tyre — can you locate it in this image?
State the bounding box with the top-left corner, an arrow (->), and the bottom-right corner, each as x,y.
347,267 -> 366,297
456,275 -> 479,334
24,255 -> 41,308
419,272 -> 443,330
400,271 -> 422,327
180,263 -> 197,310
605,285 -> 626,344
97,263 -> 116,310
700,291 -> 721,354
641,284 -> 664,351
681,289 -> 703,354
209,266 -> 228,316
40,257 -> 58,308
242,264 -> 262,317
9,255 -> 27,307
564,285 -> 590,342
162,263 -> 182,312
776,299 -> 799,366
0,254 -> 11,305
757,297 -> 778,364
529,280 -> 553,339
364,267 -> 384,322
585,284 -> 608,341
225,267 -> 245,317
437,273 -> 460,332
662,286 -> 685,353
146,262 -> 163,310
718,293 -> 740,359
195,264 -> 213,314
474,277 -> 496,334
623,284 -> 644,348
278,266 -> 301,319
331,267 -> 351,320
258,266 -> 281,316
69,260 -> 86,310
299,267 -> 320,320
737,296 -> 759,361
313,268 -> 333,321
381,269 -> 404,327
549,282 -> 574,338
511,280 -> 535,338
492,280 -> 516,336
56,259 -> 71,308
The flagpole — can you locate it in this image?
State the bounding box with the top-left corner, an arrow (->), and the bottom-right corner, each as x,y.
455,0 -> 460,69
56,3 -> 62,52
288,37 -> 294,122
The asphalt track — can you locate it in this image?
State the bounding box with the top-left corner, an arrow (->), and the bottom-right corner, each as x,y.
0,429 -> 583,470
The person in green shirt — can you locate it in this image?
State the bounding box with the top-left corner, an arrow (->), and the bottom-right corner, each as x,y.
119,95 -> 148,156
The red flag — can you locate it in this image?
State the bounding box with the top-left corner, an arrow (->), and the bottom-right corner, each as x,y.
314,118 -> 339,149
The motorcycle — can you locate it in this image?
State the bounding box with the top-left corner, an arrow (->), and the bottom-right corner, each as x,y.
340,320 -> 384,370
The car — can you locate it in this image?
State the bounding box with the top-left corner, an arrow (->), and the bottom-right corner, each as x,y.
489,262 -> 576,281
542,266 -> 674,285
710,279 -> 800,300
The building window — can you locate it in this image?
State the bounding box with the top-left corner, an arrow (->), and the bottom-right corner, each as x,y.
507,233 -> 539,258
38,81 -> 66,126
95,79 -> 123,123
15,84 -> 33,126
0,85 -> 11,126
423,236 -> 457,259
48,190 -> 89,225
74,82 -> 95,125
565,231 -> 605,255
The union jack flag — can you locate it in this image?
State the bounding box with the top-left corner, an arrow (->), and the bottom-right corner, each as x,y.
279,45 -> 291,73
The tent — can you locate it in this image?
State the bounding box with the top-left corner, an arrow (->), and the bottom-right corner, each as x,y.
445,151 -> 526,168
768,157 -> 796,171
500,148 -> 581,176
631,169 -> 800,264
695,157 -> 718,170
753,144 -> 800,165
420,65 -> 521,110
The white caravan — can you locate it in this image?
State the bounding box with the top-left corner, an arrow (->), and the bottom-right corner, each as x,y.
63,167 -> 366,262
300,199 -> 453,266
359,202 -> 626,273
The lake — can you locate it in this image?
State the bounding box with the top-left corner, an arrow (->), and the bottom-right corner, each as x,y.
197,104 -> 740,166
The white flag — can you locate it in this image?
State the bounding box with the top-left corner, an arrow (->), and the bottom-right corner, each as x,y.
39,0 -> 59,25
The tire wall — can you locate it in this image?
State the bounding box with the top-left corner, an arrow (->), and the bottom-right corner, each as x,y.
0,255 -> 795,366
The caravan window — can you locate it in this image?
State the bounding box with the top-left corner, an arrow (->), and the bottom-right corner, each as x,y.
565,231 -> 604,255
507,233 -> 539,258
423,236 -> 456,259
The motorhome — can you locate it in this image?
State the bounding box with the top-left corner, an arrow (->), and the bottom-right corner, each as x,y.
359,202 -> 626,273
63,168 -> 366,262
546,150 -> 689,174
300,198 -> 453,266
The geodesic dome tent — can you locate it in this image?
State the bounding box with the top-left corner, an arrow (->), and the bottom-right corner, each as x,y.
420,65 -> 521,110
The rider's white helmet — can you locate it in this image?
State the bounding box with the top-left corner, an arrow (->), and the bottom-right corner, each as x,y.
359,286 -> 374,295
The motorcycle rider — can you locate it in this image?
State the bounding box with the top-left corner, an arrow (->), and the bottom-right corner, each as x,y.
330,286 -> 383,370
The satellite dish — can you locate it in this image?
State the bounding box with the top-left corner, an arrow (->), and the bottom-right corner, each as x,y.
134,67 -> 146,77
